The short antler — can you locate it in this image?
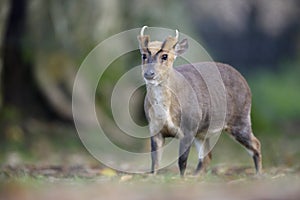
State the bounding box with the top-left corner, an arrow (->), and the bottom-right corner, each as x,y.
175,29 -> 179,40
140,26 -> 148,36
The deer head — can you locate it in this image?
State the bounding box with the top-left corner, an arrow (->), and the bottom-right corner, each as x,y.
137,26 -> 189,85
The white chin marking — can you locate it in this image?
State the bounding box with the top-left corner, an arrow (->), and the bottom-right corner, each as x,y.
145,79 -> 159,86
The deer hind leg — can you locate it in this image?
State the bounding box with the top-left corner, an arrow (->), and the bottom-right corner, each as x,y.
230,126 -> 262,174
194,138 -> 212,175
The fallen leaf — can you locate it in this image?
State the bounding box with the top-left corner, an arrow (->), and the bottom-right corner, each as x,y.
100,168 -> 117,177
120,175 -> 133,182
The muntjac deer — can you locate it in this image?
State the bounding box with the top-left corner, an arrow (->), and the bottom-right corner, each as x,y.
137,26 -> 262,176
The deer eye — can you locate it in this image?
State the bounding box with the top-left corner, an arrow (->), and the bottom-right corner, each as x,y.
142,54 -> 147,60
161,54 -> 168,61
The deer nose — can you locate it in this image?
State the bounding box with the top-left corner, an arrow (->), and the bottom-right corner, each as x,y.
144,70 -> 155,80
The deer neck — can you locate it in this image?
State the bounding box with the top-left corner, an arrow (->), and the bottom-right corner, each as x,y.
146,72 -> 175,108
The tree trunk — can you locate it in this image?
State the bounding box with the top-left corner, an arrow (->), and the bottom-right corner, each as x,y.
1,0 -> 62,143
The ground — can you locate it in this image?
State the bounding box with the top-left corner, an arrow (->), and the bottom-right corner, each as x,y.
1,164 -> 300,200
1,134 -> 300,200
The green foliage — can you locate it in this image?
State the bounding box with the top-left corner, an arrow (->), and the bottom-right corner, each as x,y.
250,60 -> 300,135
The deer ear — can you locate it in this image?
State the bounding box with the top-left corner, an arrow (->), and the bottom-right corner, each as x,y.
174,38 -> 188,56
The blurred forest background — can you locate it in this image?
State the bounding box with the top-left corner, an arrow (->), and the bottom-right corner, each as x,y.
0,0 -> 300,170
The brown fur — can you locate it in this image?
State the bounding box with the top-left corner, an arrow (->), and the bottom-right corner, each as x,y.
138,29 -> 262,176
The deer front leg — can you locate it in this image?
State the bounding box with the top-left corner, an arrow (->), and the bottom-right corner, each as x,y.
150,133 -> 165,174
178,135 -> 193,177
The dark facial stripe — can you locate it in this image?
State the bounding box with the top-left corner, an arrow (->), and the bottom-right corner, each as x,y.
152,41 -> 166,59
161,40 -> 166,50
146,48 -> 151,55
155,49 -> 163,57
145,42 -> 168,63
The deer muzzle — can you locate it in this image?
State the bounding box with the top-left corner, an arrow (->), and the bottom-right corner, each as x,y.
144,65 -> 156,80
